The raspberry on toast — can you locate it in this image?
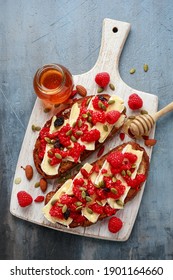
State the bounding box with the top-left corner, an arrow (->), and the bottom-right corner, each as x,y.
42,142 -> 149,228
33,94 -> 126,179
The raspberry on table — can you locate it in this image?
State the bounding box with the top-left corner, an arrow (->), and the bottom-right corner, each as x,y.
108,216 -> 123,233
95,72 -> 110,88
128,93 -> 143,110
17,191 -> 33,207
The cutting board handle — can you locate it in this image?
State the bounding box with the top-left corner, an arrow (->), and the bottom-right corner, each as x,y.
94,19 -> 131,76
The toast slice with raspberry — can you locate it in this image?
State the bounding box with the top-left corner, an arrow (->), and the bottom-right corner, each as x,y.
33,94 -> 126,179
42,141 -> 149,228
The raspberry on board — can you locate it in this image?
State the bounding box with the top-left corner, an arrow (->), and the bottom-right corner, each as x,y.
17,191 -> 33,207
128,93 -> 143,110
95,72 -> 110,88
108,216 -> 123,233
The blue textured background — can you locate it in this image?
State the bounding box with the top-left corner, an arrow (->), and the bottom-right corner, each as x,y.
0,0 -> 173,259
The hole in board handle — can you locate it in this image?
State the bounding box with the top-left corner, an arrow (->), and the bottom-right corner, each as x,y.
112,27 -> 118,33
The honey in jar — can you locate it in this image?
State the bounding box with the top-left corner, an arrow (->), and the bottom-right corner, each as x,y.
33,64 -> 73,104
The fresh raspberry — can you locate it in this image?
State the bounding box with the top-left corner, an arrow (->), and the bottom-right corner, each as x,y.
49,204 -> 64,219
128,93 -> 143,110
81,129 -> 100,142
17,191 -> 33,207
124,152 -> 137,163
106,110 -> 121,124
107,151 -> 124,168
92,111 -> 106,124
92,96 -> 108,111
90,203 -> 104,214
108,216 -> 123,233
34,196 -> 44,203
59,194 -> 74,205
104,205 -> 117,216
95,72 -> 110,88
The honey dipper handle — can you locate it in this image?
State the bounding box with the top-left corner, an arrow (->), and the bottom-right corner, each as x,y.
153,102 -> 173,121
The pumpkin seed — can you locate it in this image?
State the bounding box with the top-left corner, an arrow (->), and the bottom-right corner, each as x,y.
103,124 -> 108,132
44,137 -> 51,144
58,203 -> 64,207
98,101 -> 103,109
72,121 -> 76,128
143,64 -> 149,72
128,115 -> 136,120
86,98 -> 91,106
66,129 -> 72,136
34,182 -> 40,188
81,190 -> 86,198
82,114 -> 88,118
132,164 -> 136,169
76,205 -> 83,211
112,177 -> 117,183
86,207 -> 93,214
76,130 -> 83,136
97,87 -> 104,93
101,103 -> 107,111
51,199 -> 58,206
75,201 -> 82,206
79,187 -> 87,191
35,126 -> 41,131
50,139 -> 56,144
71,135 -> 77,142
127,170 -> 132,177
31,124 -> 36,131
109,83 -> 115,91
140,109 -> 148,115
62,204 -> 67,213
88,116 -> 92,122
96,200 -> 103,206
116,200 -> 124,207
98,180 -> 105,188
86,196 -> 92,202
108,99 -> 115,105
55,153 -> 62,159
14,177 -> 21,184
78,120 -> 82,127
121,170 -> 126,176
130,68 -> 136,74
111,188 -> 118,194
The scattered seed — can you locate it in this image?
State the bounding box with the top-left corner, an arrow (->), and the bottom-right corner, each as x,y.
130,68 -> 136,74
108,99 -> 115,105
71,135 -> 77,142
127,170 -> 132,177
109,83 -> 115,91
14,177 -> 21,184
101,103 -> 107,111
75,201 -> 82,206
103,124 -> 108,132
121,170 -> 126,176
96,200 -> 103,206
62,204 -> 67,213
51,199 -> 58,206
97,87 -> 104,93
32,124 -> 36,131
79,187 -> 87,191
76,130 -> 83,136
58,203 -> 64,207
81,190 -> 86,198
86,196 -> 92,202
112,177 -> 117,183
55,153 -> 62,159
86,98 -> 91,106
76,205 -> 83,211
34,182 -> 40,188
143,64 -> 149,72
131,164 -> 136,169
86,207 -> 93,214
78,120 -> 82,127
66,129 -> 72,136
98,181 -> 105,188
116,200 -> 124,207
111,188 -> 118,194
140,109 -> 148,115
44,137 -> 51,143
35,126 -> 41,131
82,114 -> 88,118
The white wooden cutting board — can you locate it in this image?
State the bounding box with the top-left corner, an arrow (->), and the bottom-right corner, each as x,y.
10,19 -> 158,241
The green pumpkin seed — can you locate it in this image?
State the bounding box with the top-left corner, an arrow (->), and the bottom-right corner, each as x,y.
72,121 -> 76,128
34,182 -> 40,188
78,120 -> 82,127
121,170 -> 126,176
79,187 -> 87,191
35,126 -> 41,131
109,83 -> 115,91
14,177 -> 21,184
86,207 -> 93,214
111,188 -> 118,194
71,135 -> 77,142
50,139 -> 56,144
140,109 -> 148,115
86,98 -> 91,106
101,103 -> 107,111
86,196 -> 92,202
62,204 -> 67,213
51,199 -> 58,206
96,200 -> 103,206
82,114 -> 88,118
132,164 -> 136,169
75,201 -> 82,206
97,87 -> 104,93
76,205 -> 83,211
76,130 -> 83,136
108,99 -> 115,105
81,190 -> 86,198
103,124 -> 108,132
44,137 -> 51,144
112,177 -> 117,183
143,64 -> 149,72
116,200 -> 124,207
55,153 -> 62,159
66,129 -> 72,136
130,68 -> 136,74
127,170 -> 132,177
98,101 -> 103,109
31,124 -> 36,131
98,180 -> 105,188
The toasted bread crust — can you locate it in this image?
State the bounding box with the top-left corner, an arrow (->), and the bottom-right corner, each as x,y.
45,141 -> 149,228
33,94 -> 126,179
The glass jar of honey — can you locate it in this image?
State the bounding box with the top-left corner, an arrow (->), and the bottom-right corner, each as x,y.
33,64 -> 73,105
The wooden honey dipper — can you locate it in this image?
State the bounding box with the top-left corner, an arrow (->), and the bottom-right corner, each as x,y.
128,102 -> 173,138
